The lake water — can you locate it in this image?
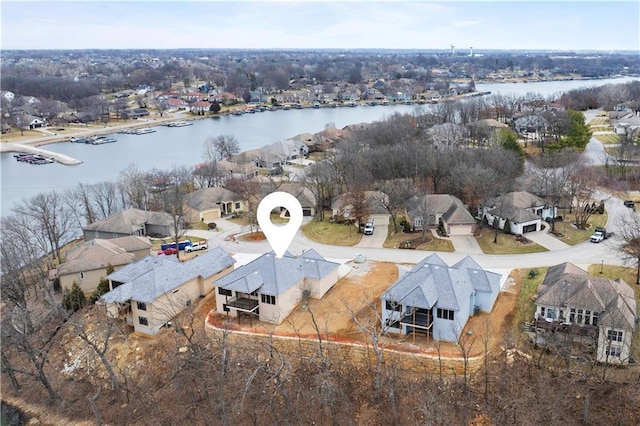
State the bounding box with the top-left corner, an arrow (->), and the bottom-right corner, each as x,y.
1,76 -> 638,216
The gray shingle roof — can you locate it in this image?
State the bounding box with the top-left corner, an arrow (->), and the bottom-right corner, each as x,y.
83,208 -> 173,234
183,187 -> 243,211
216,250 -> 339,296
58,239 -> 135,275
407,194 -> 476,226
536,263 -> 637,332
382,254 -> 500,311
101,247 -> 235,304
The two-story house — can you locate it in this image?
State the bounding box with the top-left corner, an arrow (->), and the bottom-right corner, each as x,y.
381,254 -> 502,343
213,249 -> 339,325
101,247 -> 235,335
534,262 -> 637,365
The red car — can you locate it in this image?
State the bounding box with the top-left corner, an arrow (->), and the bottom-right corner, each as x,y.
157,247 -> 178,255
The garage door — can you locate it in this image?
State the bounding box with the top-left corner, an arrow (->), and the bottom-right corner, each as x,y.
449,225 -> 473,235
523,223 -> 537,233
202,210 -> 221,222
371,215 -> 390,226
303,208 -> 312,216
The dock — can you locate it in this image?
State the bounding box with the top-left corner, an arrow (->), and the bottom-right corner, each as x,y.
0,142 -> 83,165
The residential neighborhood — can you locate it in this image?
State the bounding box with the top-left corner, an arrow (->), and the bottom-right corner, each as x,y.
2,45 -> 640,426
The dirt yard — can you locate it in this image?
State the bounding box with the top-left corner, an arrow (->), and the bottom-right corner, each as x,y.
207,260 -> 519,359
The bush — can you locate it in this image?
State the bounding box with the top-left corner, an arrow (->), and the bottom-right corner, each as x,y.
89,277 -> 110,304
528,269 -> 539,279
555,215 -> 563,222
208,222 -> 217,230
63,281 -> 85,312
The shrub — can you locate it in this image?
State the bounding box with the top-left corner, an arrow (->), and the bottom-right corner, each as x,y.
528,269 -> 539,279
208,222 -> 217,230
503,218 -> 511,234
555,215 -> 563,222
89,277 -> 110,304
63,281 -> 85,312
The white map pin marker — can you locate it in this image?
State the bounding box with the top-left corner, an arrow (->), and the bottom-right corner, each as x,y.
257,191 -> 303,258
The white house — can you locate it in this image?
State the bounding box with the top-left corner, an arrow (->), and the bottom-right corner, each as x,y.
214,250 -> 339,325
534,262 -> 637,365
381,254 -> 502,343
479,191 -> 555,234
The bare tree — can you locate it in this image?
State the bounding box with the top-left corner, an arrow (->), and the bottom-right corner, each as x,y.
301,161 -> 335,222
158,165 -> 193,259
373,179 -> 415,233
616,208 -> 640,284
205,134 -> 241,161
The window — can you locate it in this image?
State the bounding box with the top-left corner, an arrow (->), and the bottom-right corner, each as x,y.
585,310 -> 591,325
577,309 -> 583,324
80,272 -> 85,280
546,308 -> 556,320
385,318 -> 401,329
222,303 -> 229,312
261,294 -> 276,305
235,202 -> 241,209
592,312 -> 599,326
385,301 -> 402,312
540,307 -> 545,317
136,301 -> 147,311
606,345 -> 621,358
138,316 -> 148,326
569,308 -> 576,323
250,290 -> 258,296
218,287 -> 232,297
436,308 -> 454,320
607,330 -> 623,342
414,217 -> 423,227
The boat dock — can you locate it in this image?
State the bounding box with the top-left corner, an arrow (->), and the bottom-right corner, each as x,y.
0,142 -> 83,165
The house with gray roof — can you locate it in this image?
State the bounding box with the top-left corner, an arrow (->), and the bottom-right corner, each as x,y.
406,194 -> 477,236
101,247 -> 235,335
183,187 -> 246,224
257,139 -> 308,171
276,182 -> 317,217
479,191 -> 555,234
214,249 -> 339,325
83,208 -> 176,241
381,254 -> 502,343
331,191 -> 391,226
534,262 -> 637,365
57,239 -> 137,295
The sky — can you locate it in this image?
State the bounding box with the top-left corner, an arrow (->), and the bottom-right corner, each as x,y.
1,1 -> 639,51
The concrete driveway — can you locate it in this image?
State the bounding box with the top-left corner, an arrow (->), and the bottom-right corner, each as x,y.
449,234 -> 483,254
524,224 -> 571,251
354,224 -> 387,248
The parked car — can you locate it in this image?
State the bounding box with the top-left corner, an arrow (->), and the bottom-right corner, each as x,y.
160,240 -> 192,251
158,247 -> 178,255
364,221 -> 375,235
590,227 -> 610,243
624,200 -> 635,209
185,241 -> 208,253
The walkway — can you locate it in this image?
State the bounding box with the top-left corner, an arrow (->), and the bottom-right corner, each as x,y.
0,142 -> 82,165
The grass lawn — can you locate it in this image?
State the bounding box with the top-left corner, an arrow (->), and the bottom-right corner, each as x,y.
586,264 -> 640,360
594,133 -> 619,144
476,227 -> 548,254
550,211 -> 607,245
510,267 -> 548,332
383,224 -> 454,252
302,214 -> 362,246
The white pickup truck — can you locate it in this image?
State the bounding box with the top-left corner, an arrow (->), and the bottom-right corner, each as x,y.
590,227 -> 609,243
185,241 -> 208,252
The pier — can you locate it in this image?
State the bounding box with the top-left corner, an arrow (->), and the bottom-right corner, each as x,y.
0,142 -> 83,165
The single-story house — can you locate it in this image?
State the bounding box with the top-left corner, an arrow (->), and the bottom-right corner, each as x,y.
406,194 -> 477,235
214,249 -> 340,325
107,236 -> 153,260
216,160 -> 259,181
58,239 -> 137,294
183,187 -> 246,223
381,254 -> 502,343
102,247 -> 236,335
276,183 -> 317,217
20,115 -> 47,129
83,208 -> 177,241
478,191 -> 555,234
331,191 -> 391,226
534,262 -> 637,365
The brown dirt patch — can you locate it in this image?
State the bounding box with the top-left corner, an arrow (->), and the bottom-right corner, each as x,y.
238,231 -> 266,242
207,262 -> 519,359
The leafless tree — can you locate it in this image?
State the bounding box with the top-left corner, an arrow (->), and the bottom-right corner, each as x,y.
118,164 -> 152,210
204,134 -> 241,161
13,191 -> 77,264
158,165 -> 193,259
149,97 -> 167,117
373,179 -> 414,233
615,208 -> 640,284
302,161 -> 336,222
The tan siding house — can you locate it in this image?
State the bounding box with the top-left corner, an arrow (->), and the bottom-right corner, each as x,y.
101,247 -> 235,335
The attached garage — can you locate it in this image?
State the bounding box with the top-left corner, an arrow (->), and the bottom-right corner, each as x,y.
369,214 -> 390,226
522,223 -> 538,233
448,225 -> 474,236
303,208 -> 313,217
201,209 -> 222,222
